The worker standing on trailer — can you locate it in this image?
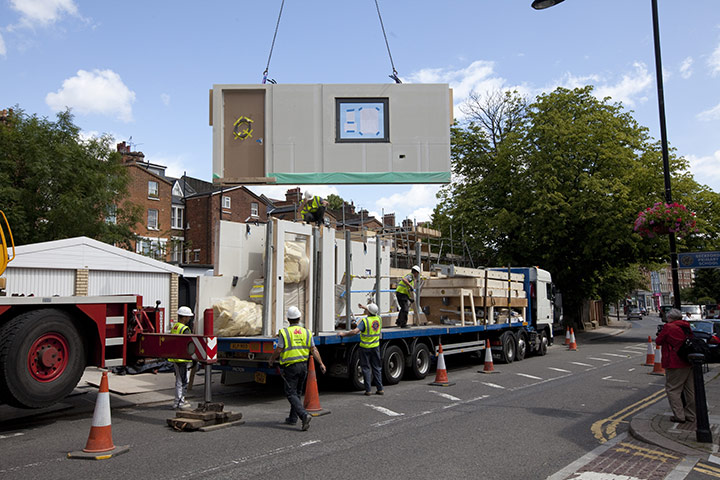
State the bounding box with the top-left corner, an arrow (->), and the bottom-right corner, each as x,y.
339,303 -> 384,395
169,306 -> 194,410
395,265 -> 420,328
268,306 -> 327,431
299,191 -> 328,226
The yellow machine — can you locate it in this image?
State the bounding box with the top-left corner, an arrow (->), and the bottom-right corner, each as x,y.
0,210 -> 15,294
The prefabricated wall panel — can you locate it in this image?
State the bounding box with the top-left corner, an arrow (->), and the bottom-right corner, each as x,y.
211,84 -> 452,185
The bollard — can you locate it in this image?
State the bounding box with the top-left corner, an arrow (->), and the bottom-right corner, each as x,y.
688,353 -> 713,443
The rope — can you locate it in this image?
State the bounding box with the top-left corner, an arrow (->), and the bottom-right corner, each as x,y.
263,0 -> 286,84
373,0 -> 401,83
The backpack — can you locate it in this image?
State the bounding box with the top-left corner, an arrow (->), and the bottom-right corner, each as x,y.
677,325 -> 711,363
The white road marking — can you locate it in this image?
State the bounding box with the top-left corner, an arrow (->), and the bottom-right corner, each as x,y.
588,357 -> 612,362
620,350 -> 640,354
548,367 -> 571,373
603,353 -> 628,358
628,368 -> 636,372
571,362 -> 594,367
0,432 -> 24,440
429,390 -> 461,402
481,382 -> 505,389
365,404 -> 404,416
602,376 -> 630,383
516,373 -> 543,380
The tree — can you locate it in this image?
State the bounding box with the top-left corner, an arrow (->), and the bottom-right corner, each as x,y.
326,193 -> 345,211
0,107 -> 140,247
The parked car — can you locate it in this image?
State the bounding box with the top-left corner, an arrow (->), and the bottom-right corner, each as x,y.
688,320 -> 720,363
681,304 -> 703,321
627,307 -> 643,320
705,304 -> 720,320
659,305 -> 673,322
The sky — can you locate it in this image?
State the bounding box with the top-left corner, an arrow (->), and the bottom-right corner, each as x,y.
1,0 -> 719,225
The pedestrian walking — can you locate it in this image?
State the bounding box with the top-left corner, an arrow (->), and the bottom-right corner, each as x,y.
268,306 -> 327,431
656,308 -> 696,423
300,191 -> 328,226
339,303 -> 384,396
395,265 -> 420,328
169,306 -> 194,410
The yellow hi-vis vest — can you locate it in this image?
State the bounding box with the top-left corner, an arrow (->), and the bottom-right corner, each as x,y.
169,322 -> 191,363
395,273 -> 415,296
279,325 -> 311,366
301,196 -> 322,215
359,315 -> 382,349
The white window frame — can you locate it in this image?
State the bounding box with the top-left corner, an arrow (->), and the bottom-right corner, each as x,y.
250,202 -> 259,217
105,204 -> 117,224
148,209 -> 159,230
136,236 -> 167,260
171,205 -> 184,230
148,180 -> 159,199
222,195 -> 231,209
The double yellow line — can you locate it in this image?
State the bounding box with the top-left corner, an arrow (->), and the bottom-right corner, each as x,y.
591,388 -> 665,443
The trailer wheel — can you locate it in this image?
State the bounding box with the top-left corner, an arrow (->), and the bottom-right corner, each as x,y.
515,332 -> 527,361
408,343 -> 431,380
537,331 -> 549,356
0,309 -> 86,408
382,345 -> 405,385
499,332 -> 516,364
348,348 -> 365,391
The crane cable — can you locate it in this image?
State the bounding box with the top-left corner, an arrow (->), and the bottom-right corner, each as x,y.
262,0 -> 285,84
262,0 -> 401,84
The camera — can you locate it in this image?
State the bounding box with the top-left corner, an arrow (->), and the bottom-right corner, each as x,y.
656,324 -> 664,335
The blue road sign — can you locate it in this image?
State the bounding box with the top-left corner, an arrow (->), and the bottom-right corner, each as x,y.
678,251 -> 720,269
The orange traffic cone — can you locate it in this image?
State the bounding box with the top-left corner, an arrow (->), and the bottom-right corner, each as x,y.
68,371 -> 129,460
568,328 -> 578,351
304,357 -> 330,417
478,343 -> 497,374
644,336 -> 655,366
429,343 -> 455,386
650,345 -> 665,375
564,328 -> 571,345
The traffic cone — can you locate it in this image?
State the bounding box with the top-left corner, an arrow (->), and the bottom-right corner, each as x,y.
429,343 -> 455,386
478,343 -> 497,374
568,328 -> 577,351
304,357 -> 330,417
644,336 -> 655,366
650,345 -> 665,375
68,371 -> 129,460
564,328 -> 571,345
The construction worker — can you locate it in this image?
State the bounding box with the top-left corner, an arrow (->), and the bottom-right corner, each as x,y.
339,303 -> 384,395
169,306 -> 194,410
299,191 -> 328,226
268,306 -> 327,431
395,265 -> 421,328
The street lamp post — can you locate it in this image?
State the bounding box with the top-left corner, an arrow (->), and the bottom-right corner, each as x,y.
532,0 -> 682,309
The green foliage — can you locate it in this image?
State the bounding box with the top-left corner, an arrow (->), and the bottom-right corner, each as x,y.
433,87 -> 720,323
326,193 -> 345,210
0,107 -> 140,246
680,268 -> 720,304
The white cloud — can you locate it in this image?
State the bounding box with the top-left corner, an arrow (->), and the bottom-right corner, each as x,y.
708,43 -> 720,76
10,0 -> 79,27
0,32 -> 6,56
686,151 -> 720,191
45,69 -> 135,122
591,62 -> 652,107
374,185 -> 441,223
679,57 -> 693,79
161,93 -> 170,106
248,185 -> 340,203
698,102 -> 720,122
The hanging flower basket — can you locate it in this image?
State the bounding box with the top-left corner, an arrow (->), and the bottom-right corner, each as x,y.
633,202 -> 697,238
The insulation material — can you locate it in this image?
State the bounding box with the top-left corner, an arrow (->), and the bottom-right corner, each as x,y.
284,240 -> 309,283
283,282 -> 307,329
249,279 -> 264,304
213,296 -> 263,336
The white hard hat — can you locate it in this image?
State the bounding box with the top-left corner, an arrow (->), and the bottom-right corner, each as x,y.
412,265 -> 421,273
177,306 -> 194,317
367,303 -> 379,315
304,191 -> 312,200
287,306 -> 302,320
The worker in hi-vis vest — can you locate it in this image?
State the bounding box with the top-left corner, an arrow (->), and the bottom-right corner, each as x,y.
299,191 -> 328,226
339,303 -> 384,395
268,306 -> 327,431
395,265 -> 420,328
169,306 -> 194,410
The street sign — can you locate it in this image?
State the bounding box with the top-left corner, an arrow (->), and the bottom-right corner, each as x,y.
678,251 -> 720,269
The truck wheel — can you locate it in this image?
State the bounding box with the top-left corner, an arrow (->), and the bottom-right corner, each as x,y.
537,331 -> 549,356
382,345 -> 405,385
499,332 -> 516,364
348,348 -> 365,391
0,309 -> 86,408
408,343 -> 431,380
515,333 -> 527,361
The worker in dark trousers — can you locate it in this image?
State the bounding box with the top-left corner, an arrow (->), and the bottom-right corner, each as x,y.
169,306 -> 194,410
395,265 -> 420,328
268,306 -> 327,431
300,191 -> 328,226
340,303 -> 384,395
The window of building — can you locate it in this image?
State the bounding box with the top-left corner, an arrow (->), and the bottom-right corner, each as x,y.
250,202 -> 259,217
136,237 -> 167,260
171,206 -> 184,230
171,239 -> 183,263
148,180 -> 159,199
222,196 -> 231,209
193,249 -> 201,262
105,204 -> 117,224
148,209 -> 158,230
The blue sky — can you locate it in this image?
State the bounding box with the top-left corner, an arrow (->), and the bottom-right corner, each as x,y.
2,0 -> 719,224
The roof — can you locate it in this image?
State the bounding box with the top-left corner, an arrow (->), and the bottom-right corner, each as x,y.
8,236 -> 183,274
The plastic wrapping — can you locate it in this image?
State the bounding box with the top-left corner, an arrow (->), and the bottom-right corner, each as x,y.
284,240 -> 309,283
213,296 -> 263,336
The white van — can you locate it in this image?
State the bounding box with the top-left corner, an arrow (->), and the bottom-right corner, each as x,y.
681,305 -> 703,321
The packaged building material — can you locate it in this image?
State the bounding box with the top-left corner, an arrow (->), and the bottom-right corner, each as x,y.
213,297 -> 263,336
